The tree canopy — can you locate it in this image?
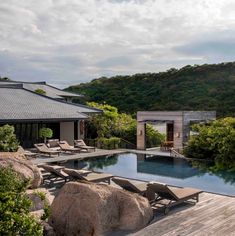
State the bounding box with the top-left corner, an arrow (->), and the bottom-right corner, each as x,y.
184,117 -> 235,171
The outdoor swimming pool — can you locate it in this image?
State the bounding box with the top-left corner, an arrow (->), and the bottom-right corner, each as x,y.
64,153 -> 235,196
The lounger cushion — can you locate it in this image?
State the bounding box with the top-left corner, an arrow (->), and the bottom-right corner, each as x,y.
85,173 -> 113,182
169,187 -> 202,199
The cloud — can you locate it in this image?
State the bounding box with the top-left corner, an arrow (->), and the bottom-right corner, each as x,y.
96,56 -> 133,68
175,30 -> 235,62
0,0 -> 235,87
177,40 -> 235,56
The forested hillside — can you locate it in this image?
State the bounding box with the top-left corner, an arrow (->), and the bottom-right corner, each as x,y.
66,62 -> 235,117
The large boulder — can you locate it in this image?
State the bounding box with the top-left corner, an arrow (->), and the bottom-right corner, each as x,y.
0,156 -> 42,188
49,182 -> 153,236
0,146 -> 26,160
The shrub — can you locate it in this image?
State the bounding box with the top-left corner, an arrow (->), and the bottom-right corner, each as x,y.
146,124 -> 165,148
39,127 -> 53,143
184,117 -> 235,171
34,89 -> 46,95
0,167 -> 29,192
0,124 -> 19,152
97,137 -> 121,149
34,191 -> 51,221
0,168 -> 43,235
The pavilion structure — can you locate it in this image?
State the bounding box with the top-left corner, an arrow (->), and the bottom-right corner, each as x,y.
137,111 -> 216,150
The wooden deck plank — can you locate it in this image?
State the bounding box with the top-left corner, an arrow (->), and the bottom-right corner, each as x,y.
131,193 -> 235,236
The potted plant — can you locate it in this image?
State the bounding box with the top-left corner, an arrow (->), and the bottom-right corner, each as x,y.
39,127 -> 53,144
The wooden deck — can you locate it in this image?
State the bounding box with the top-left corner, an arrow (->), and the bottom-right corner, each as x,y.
34,148 -> 235,235
43,178 -> 235,236
130,192 -> 235,236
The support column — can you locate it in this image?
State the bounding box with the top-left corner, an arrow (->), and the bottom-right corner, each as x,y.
173,120 -> 183,149
137,122 -> 146,150
60,122 -> 74,145
77,120 -> 85,140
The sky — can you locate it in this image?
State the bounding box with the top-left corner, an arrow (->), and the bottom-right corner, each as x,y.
1,0 -> 235,88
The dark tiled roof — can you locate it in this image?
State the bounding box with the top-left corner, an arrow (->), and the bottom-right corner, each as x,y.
0,80 -> 102,114
0,85 -> 88,122
0,80 -> 81,99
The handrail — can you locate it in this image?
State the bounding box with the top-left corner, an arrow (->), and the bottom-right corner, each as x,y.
119,138 -> 136,149
170,148 -> 185,158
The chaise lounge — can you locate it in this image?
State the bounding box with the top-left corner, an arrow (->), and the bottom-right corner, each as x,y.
112,177 -> 202,214
34,143 -> 60,157
40,164 -> 70,183
112,177 -> 148,196
63,168 -> 113,184
58,141 -> 81,154
74,139 -> 96,152
146,182 -> 203,214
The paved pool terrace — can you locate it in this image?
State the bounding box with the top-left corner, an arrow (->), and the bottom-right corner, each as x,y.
31,148 -> 172,165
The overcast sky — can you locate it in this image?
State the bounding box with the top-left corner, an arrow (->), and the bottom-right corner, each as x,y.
1,0 -> 235,88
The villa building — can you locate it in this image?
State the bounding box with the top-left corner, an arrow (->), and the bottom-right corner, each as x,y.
0,80 -> 101,147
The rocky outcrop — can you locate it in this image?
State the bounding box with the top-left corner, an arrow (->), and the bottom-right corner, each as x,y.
41,221 -> 56,236
27,188 -> 53,221
49,182 -> 153,236
0,146 -> 26,160
27,188 -> 52,212
0,156 -> 42,188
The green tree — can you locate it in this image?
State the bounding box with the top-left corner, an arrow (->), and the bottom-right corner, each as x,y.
0,124 -> 19,152
87,102 -> 164,147
184,117 -> 235,171
0,168 -> 43,235
87,102 -> 119,138
39,127 -> 53,143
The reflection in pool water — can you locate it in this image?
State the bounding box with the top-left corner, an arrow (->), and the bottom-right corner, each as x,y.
64,153 -> 235,196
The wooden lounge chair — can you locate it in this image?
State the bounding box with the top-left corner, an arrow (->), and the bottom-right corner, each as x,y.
74,139 -> 95,152
47,139 -> 60,151
63,168 -> 113,184
58,141 -> 80,153
63,168 -> 92,175
40,164 -> 69,183
34,143 -> 60,157
146,182 -> 203,214
112,177 -> 148,196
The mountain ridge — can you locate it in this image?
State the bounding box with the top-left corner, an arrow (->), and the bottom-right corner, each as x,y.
65,62 -> 235,117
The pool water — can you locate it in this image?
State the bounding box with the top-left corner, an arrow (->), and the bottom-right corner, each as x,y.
64,153 -> 235,196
